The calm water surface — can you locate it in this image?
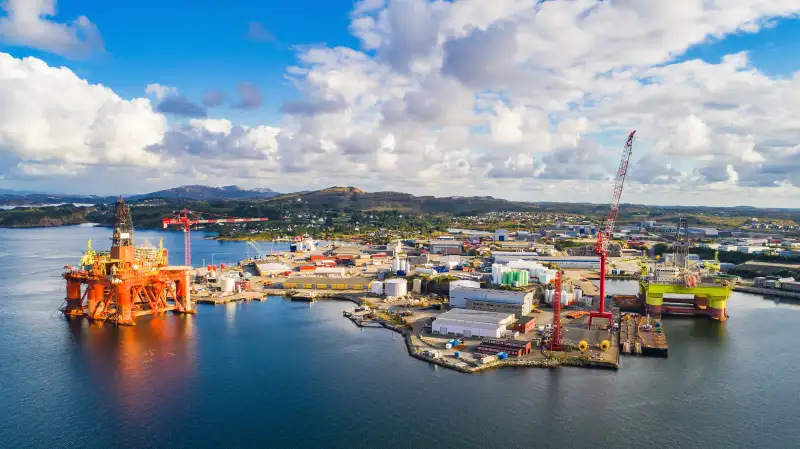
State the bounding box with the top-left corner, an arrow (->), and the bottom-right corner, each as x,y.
1,225 -> 799,448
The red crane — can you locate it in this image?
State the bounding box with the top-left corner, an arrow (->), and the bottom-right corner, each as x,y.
589,130 -> 636,329
161,209 -> 269,266
548,270 -> 564,351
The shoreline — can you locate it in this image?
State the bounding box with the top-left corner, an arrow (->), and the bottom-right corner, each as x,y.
261,292 -> 620,374
734,286 -> 800,300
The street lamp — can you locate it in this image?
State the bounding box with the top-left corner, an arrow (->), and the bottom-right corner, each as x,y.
211,253 -> 230,266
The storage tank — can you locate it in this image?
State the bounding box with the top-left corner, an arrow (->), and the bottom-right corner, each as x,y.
412,278 -> 422,294
574,287 -> 583,303
561,290 -> 572,306
385,279 -> 408,298
371,281 -> 384,295
221,277 -> 236,292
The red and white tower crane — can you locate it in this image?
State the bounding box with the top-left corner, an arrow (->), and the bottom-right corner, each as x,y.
162,209 -> 269,266
589,130 -> 636,329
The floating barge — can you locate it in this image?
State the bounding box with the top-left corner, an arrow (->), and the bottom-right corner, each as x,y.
619,313 -> 668,357
613,294 -> 643,312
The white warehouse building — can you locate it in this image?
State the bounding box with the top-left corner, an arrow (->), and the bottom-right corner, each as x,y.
431,309 -> 514,338
525,256 -> 600,269
449,287 -> 534,316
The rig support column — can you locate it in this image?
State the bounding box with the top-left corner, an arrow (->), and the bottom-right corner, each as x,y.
65,279 -> 83,316
176,273 -> 196,314
87,283 -> 106,320
116,283 -> 135,326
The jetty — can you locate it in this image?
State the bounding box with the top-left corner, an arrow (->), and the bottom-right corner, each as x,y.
194,291 -> 265,304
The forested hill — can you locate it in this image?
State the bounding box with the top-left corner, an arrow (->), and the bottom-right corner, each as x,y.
0,205 -> 96,228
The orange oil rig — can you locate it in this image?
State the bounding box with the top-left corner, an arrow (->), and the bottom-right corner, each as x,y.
62,197 -> 196,325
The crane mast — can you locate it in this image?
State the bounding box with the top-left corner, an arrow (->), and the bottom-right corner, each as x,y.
162,209 -> 269,266
590,130 -> 636,329
548,270 -> 564,351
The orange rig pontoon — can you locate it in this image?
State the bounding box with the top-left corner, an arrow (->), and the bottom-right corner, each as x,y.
62,197 -> 195,325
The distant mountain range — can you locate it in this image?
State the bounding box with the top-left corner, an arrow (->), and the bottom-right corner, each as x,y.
128,185 -> 280,201
268,186 -> 540,215
1,185 -> 798,224
0,185 -> 281,205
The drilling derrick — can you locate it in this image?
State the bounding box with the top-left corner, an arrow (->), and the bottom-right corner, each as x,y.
62,197 -> 195,326
110,197 -> 135,264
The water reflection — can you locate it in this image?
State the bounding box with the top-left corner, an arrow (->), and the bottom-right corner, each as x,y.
67,314 -> 197,425
225,302 -> 237,329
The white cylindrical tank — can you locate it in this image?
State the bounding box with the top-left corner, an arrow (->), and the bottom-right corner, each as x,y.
561,290 -> 573,306
574,287 -> 583,303
385,279 -> 407,297
492,263 -> 505,285
371,281 -> 384,295
403,260 -> 410,272
221,277 -> 236,292
412,278 -> 422,294
391,258 -> 401,271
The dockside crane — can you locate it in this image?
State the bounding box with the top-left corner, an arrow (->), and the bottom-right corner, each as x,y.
548,269 -> 564,351
162,209 -> 270,266
589,130 -> 636,329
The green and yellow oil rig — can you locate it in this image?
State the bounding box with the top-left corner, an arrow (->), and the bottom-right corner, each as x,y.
638,218 -> 734,321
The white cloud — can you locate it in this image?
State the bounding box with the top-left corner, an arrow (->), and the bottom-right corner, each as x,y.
0,53 -> 165,166
145,84 -> 178,101
5,1 -> 800,206
0,0 -> 103,58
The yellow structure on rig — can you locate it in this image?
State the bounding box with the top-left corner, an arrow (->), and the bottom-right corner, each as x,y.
638,257 -> 734,321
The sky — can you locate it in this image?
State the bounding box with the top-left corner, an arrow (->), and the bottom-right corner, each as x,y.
1,0 -> 800,207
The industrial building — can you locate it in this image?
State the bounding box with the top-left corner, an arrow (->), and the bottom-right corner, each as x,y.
494,229 -> 509,241
526,256 -> 600,269
492,251 -> 540,263
449,287 -> 534,316
431,309 -> 514,338
255,263 -> 292,276
282,277 -> 369,290
450,279 -> 480,291
428,240 -> 463,255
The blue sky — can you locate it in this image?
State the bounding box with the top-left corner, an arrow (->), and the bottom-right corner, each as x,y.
678,17 -> 800,77
0,0 -> 362,125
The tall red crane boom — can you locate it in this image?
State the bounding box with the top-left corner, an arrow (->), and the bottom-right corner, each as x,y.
161,209 -> 269,266
590,130 -> 636,329
548,270 -> 564,351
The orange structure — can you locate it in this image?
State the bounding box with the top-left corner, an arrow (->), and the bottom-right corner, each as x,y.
63,198 -> 195,325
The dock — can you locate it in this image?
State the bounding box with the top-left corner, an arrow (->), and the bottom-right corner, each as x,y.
290,291 -> 318,302
194,292 -> 265,304
619,313 -> 668,357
